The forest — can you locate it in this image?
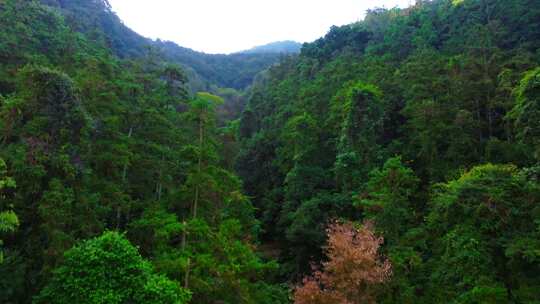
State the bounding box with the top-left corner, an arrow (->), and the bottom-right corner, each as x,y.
0,0 -> 539,303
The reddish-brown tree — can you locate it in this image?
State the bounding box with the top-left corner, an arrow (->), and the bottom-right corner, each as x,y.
294,221 -> 391,304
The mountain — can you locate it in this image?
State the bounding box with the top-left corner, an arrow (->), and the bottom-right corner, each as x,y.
155,40 -> 287,90
239,40 -> 302,54
39,0 -> 285,90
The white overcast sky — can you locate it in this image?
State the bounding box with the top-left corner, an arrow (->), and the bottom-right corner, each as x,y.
108,0 -> 413,54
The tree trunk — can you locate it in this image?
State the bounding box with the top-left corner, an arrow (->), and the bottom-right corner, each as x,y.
184,257 -> 191,289
122,126 -> 133,183
156,154 -> 164,200
117,126 -> 133,229
193,114 -> 204,219
185,113 -> 204,289
181,219 -> 189,288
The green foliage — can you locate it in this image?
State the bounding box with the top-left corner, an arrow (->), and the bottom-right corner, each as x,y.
235,0 -> 540,301
187,219 -> 286,304
0,1 -> 286,302
0,157 -> 18,264
508,67 -> 540,159
0,210 -> 18,234
195,92 -> 225,105
358,157 -> 425,304
426,164 -> 540,303
332,82 -> 385,190
280,112 -> 319,166
0,158 -> 16,193
357,156 -> 420,242
1,0 -> 540,303
130,209 -> 286,304
34,231 -> 190,304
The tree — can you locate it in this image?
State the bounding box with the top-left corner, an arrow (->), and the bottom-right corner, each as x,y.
129,208 -> 286,304
508,67 -> 540,160
34,231 -> 190,304
357,156 -> 420,243
426,164 -> 540,303
294,221 -> 391,304
0,157 -> 17,263
183,92 -> 224,219
280,112 -> 319,167
331,82 -> 385,191
178,92 -> 223,289
0,65 -> 99,276
13,65 -> 87,145
357,157 -> 425,303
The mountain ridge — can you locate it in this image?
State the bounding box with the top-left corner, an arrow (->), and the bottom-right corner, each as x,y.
238,40 -> 302,54
39,0 -> 290,90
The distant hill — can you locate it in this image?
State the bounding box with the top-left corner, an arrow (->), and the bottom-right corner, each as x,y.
239,41 -> 302,54
155,40 -> 286,90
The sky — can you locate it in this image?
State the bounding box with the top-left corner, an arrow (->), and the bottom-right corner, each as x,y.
108,0 -> 413,54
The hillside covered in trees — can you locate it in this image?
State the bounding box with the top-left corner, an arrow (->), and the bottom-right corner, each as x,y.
1,0 -> 540,303
38,0 -> 295,95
